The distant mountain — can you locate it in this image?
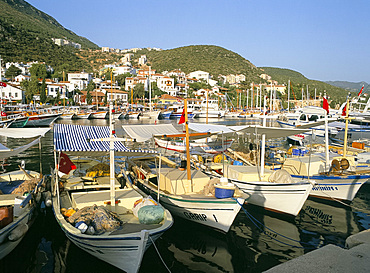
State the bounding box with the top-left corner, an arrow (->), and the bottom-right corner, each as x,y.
325,81 -> 369,93
136,45 -> 264,82
0,0 -> 98,73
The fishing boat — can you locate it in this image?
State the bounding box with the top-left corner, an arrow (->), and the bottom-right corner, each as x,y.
126,99 -> 246,233
51,107 -> 173,273
89,111 -> 108,119
281,99 -> 369,202
0,127 -> 50,259
189,121 -> 314,216
24,113 -> 60,127
159,110 -> 172,119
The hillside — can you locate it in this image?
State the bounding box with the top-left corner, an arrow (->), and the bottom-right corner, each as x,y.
259,67 -> 348,105
0,0 -> 98,49
325,81 -> 369,93
135,45 -> 264,82
0,0 -> 98,74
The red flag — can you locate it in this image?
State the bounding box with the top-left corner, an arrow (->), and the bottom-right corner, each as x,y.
323,97 -> 329,114
0,82 -> 7,87
342,104 -> 347,116
58,152 -> 76,175
358,85 -> 364,96
178,108 -> 185,124
1,111 -> 6,117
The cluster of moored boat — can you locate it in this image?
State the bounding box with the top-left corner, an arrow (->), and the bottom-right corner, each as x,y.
1,99 -> 370,272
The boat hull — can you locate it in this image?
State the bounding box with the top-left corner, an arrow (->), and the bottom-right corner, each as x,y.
25,114 -> 60,127
134,180 -> 243,233
231,180 -> 313,216
0,170 -> 41,259
291,175 -> 368,201
89,111 -> 107,119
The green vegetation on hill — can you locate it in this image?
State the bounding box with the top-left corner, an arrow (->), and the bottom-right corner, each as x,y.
0,0 -> 98,75
136,45 -> 263,83
260,67 -> 349,106
0,0 -> 98,49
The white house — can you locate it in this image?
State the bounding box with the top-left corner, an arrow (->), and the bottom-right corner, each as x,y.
113,66 -> 136,76
68,72 -> 93,90
188,71 -> 210,83
47,83 -> 68,99
138,55 -> 147,65
125,77 -> 149,91
103,89 -> 128,103
0,83 -> 23,101
156,76 -> 174,92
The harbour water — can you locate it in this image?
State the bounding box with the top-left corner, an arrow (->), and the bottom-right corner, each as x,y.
0,117 -> 369,273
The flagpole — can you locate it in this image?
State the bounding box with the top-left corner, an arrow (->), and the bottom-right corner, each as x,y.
343,98 -> 350,157
184,98 -> 192,184
323,95 -> 330,171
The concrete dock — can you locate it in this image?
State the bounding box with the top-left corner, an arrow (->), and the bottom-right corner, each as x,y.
264,229 -> 370,273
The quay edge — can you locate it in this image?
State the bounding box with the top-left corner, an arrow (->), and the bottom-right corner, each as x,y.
264,229 -> 370,273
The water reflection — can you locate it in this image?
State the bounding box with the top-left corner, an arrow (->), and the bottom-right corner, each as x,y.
0,118 -> 369,273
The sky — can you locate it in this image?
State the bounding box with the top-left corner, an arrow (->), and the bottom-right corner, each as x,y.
26,0 -> 370,83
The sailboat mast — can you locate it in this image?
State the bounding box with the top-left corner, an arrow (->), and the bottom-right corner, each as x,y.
287,80 -> 290,111
109,102 -> 116,209
343,99 -> 350,157
149,66 -> 152,112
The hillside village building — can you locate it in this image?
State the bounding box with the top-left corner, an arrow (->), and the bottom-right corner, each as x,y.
0,84 -> 23,102
67,72 -> 93,90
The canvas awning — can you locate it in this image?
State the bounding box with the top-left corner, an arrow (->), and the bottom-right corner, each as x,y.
0,137 -> 42,159
0,128 -> 50,159
188,123 -> 236,134
122,124 -> 180,143
54,124 -> 156,156
0,128 -> 50,138
237,125 -> 311,139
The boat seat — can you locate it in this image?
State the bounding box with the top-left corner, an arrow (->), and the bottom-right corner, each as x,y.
109,223 -> 162,235
71,188 -> 141,212
0,194 -> 20,206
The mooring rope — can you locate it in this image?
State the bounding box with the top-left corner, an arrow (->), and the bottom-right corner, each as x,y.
149,236 -> 172,273
234,198 -> 318,250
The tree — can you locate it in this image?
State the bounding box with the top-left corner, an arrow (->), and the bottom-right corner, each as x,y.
5,65 -> 21,80
86,90 -> 92,104
133,83 -> 145,101
115,73 -> 131,88
29,63 -> 47,80
40,78 -> 47,103
151,82 -> 164,97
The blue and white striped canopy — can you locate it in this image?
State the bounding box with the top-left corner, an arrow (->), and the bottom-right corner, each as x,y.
54,124 -> 157,156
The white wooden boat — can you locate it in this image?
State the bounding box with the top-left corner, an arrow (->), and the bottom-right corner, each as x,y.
0,170 -> 42,259
281,155 -> 369,201
51,113 -> 173,273
59,113 -> 75,120
129,156 -> 245,233
74,112 -> 91,119
141,110 -> 160,120
203,164 -> 313,216
128,99 -> 245,233
0,127 -> 50,259
89,111 -> 108,119
126,112 -> 141,119
25,113 -> 60,127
